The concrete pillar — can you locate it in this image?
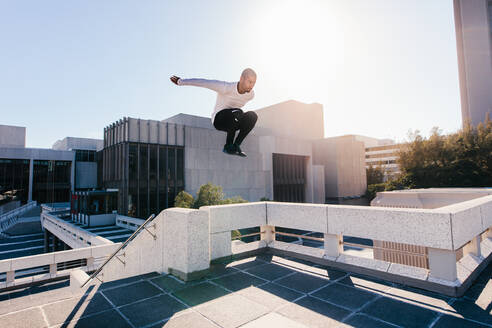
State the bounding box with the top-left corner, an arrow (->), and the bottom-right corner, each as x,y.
28,159 -> 33,202
464,236 -> 481,258
260,225 -> 275,244
6,271 -> 15,285
428,248 -> 457,281
87,257 -> 95,270
324,233 -> 343,258
49,263 -> 57,277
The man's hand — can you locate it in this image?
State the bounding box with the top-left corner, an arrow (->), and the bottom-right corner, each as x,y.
170,75 -> 181,85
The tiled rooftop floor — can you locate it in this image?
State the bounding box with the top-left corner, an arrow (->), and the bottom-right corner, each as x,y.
0,254 -> 490,328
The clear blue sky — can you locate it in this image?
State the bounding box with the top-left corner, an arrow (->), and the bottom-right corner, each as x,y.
0,0 -> 461,148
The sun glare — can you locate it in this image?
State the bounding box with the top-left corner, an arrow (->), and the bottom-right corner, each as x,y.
255,0 -> 344,100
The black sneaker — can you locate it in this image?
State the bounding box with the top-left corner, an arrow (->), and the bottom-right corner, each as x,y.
222,144 -> 235,155
233,144 -> 247,157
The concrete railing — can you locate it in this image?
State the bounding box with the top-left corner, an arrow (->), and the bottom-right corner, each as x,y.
0,243 -> 120,289
371,188 -> 492,209
0,201 -> 37,233
71,196 -> 492,297
41,212 -> 112,248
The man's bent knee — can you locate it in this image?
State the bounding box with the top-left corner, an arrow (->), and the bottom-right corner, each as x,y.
245,111 -> 258,123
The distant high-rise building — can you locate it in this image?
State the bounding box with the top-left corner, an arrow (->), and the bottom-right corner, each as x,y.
453,0 -> 492,127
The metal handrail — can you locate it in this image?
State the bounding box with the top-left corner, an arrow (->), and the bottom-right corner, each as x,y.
81,213 -> 156,288
275,231 -> 324,242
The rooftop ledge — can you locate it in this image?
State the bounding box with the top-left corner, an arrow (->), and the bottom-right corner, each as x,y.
66,194 -> 492,298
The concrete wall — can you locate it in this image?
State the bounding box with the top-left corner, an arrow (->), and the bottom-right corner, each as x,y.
184,125 -> 269,202
180,110 -> 320,203
254,100 -> 324,140
0,124 -> 25,148
454,0 -> 492,127
313,135 -> 366,198
89,214 -> 116,227
75,162 -> 98,189
52,137 -> 103,151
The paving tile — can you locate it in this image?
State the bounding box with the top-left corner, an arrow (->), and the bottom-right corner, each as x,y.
140,272 -> 161,280
102,281 -> 162,307
277,296 -> 351,328
0,307 -> 47,328
119,294 -> 187,327
463,280 -> 492,303
150,275 -> 190,293
275,272 -> 332,293
172,282 -> 230,307
271,257 -> 323,273
343,313 -> 398,328
304,266 -> 348,281
238,283 -> 303,310
338,273 -> 393,294
151,311 -> 219,328
245,263 -> 295,281
206,263 -> 239,279
312,282 -> 378,311
196,294 -> 269,328
381,285 -> 456,315
226,257 -> 268,270
448,298 -> 492,326
211,271 -> 267,292
361,296 -> 439,328
241,312 -> 309,328
62,309 -> 131,328
432,314 -> 490,328
42,293 -> 113,326
98,275 -> 143,291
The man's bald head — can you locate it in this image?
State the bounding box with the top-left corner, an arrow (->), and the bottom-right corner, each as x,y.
238,68 -> 257,94
241,68 -> 257,79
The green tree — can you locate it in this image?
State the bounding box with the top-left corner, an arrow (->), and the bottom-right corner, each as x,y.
365,120 -> 491,201
174,191 -> 194,208
193,182 -> 225,208
366,165 -> 385,185
398,120 -> 492,188
174,182 -> 248,209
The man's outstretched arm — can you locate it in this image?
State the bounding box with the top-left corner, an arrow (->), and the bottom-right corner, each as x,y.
170,75 -> 228,93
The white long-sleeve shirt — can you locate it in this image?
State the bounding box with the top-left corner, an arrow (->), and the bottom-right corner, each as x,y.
177,78 -> 255,123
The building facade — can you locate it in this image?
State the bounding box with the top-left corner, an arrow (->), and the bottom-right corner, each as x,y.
52,137 -> 103,190
453,0 -> 492,127
0,147 -> 74,205
102,101 -> 368,218
102,118 -> 185,219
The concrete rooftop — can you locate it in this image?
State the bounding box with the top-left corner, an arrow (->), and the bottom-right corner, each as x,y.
0,254 -> 490,328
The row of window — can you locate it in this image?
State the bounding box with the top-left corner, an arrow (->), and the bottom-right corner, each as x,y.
103,143 -> 185,219
0,159 -> 72,205
75,149 -> 97,162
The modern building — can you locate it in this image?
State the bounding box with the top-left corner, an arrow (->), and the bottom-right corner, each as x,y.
453,0 -> 492,127
0,124 -> 25,148
350,135 -> 403,182
52,137 -> 103,190
102,100 -> 367,218
0,125 -> 75,209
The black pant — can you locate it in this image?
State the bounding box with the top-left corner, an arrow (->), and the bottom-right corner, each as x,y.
213,108 -> 258,146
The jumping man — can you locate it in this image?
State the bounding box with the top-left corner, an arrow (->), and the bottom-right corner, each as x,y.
170,68 -> 258,157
